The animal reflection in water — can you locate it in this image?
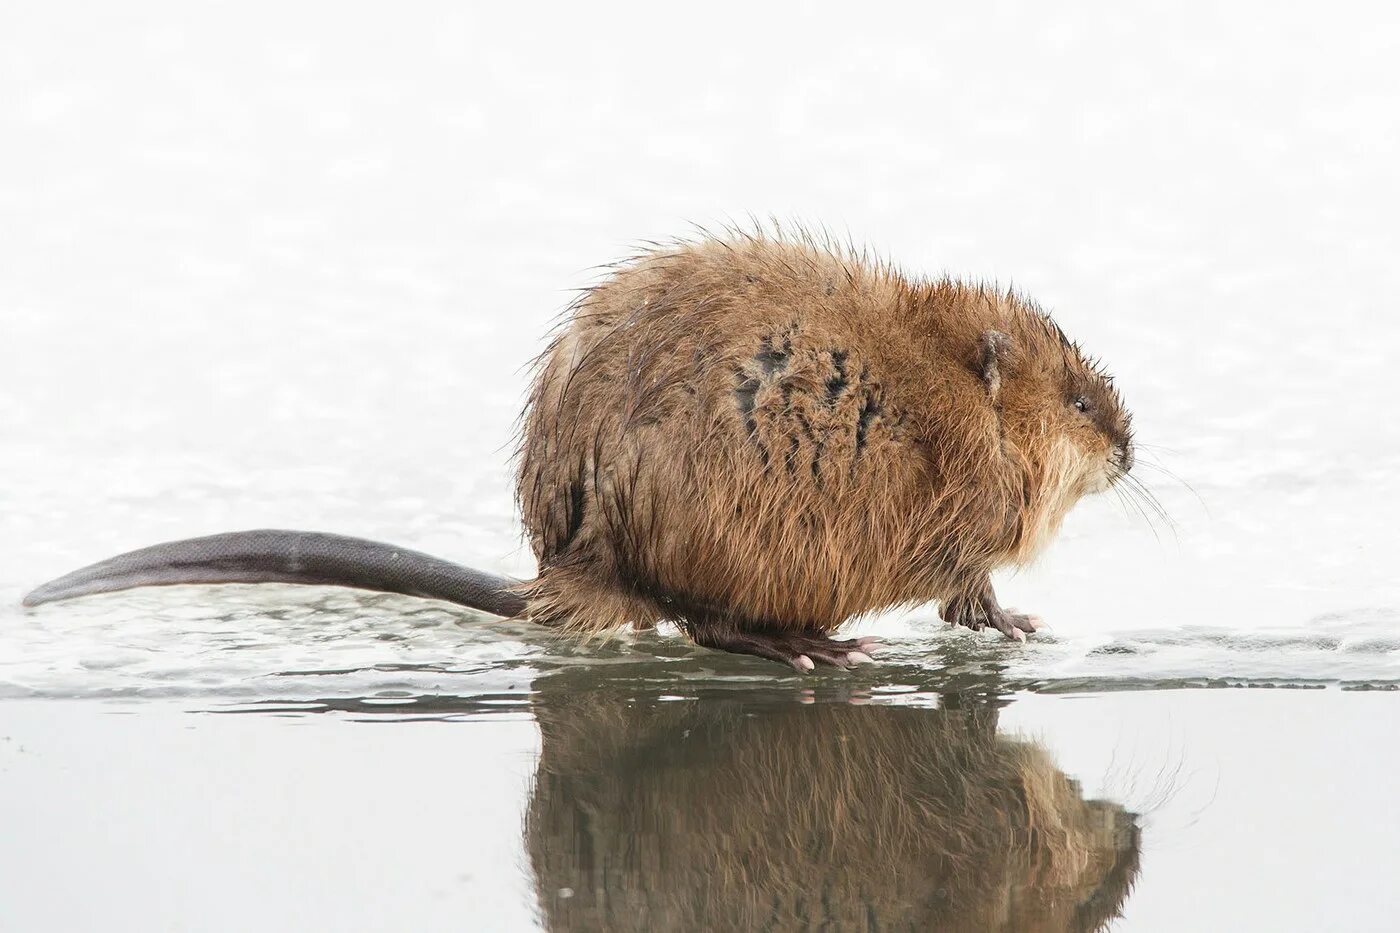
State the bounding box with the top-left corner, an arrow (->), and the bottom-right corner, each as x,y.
526,690 -> 1140,932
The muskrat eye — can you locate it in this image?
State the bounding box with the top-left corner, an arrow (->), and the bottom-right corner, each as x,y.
1072,396 -> 1090,413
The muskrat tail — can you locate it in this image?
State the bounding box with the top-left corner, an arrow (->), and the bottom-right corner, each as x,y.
20,529 -> 529,618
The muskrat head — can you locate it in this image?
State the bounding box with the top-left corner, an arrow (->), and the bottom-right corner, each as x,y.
980,312 -> 1134,529
1055,340 -> 1134,493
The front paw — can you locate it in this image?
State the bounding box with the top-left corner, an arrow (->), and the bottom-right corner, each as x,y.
940,596 -> 984,631
992,609 -> 1043,641
941,598 -> 1043,642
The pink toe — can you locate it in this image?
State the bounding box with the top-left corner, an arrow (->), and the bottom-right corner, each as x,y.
848,651 -> 874,665
794,655 -> 816,672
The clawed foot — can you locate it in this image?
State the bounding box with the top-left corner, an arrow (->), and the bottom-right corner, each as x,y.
941,592 -> 1043,642
695,628 -> 882,672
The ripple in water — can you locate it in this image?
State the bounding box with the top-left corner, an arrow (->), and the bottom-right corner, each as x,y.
4,587 -> 1399,712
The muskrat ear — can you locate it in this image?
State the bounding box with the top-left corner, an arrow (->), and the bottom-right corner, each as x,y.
979,330 -> 1012,402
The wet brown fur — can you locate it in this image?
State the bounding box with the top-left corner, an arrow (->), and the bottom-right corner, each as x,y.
518,229 -> 1132,645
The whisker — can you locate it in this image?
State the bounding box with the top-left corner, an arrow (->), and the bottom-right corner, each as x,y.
1125,475 -> 1178,537
1109,465 -> 1177,541
1125,485 -> 1166,539
1130,458 -> 1209,514
1114,482 -> 1162,543
1130,473 -> 1175,523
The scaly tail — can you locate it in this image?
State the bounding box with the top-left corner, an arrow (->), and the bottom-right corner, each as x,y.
21,529 -> 528,617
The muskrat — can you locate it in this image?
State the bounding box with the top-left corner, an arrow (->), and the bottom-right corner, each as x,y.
22,231 -> 1134,670
526,682 -> 1141,931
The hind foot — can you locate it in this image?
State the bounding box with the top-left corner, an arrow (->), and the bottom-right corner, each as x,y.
941,580 -> 1044,642
692,627 -> 881,672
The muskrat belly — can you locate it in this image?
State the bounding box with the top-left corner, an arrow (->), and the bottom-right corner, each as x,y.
623,470 -> 898,630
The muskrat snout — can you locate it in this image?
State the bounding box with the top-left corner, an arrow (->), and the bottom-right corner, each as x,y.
1113,441 -> 1134,474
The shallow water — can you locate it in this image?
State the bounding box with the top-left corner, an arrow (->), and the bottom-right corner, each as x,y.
4,1 -> 1400,929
